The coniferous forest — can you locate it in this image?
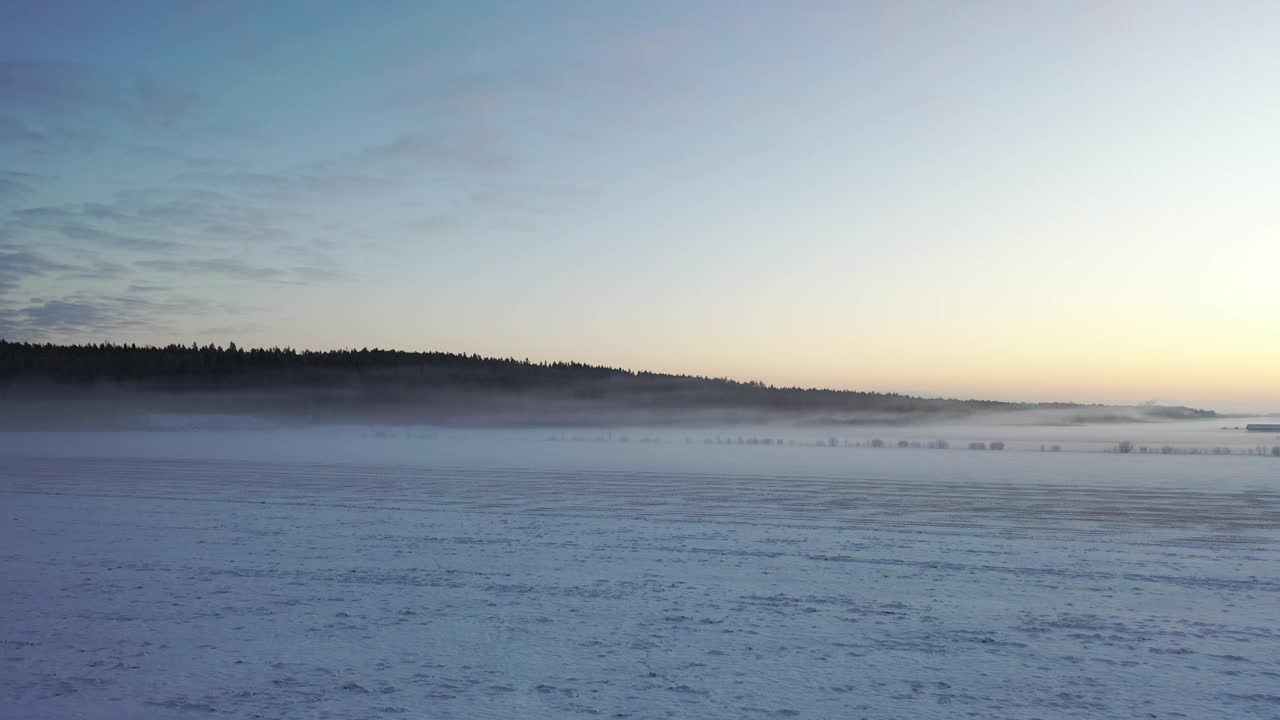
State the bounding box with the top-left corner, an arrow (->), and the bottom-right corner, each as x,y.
0,340 -> 1216,427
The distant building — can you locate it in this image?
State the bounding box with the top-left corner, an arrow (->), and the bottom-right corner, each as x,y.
1245,424 -> 1280,432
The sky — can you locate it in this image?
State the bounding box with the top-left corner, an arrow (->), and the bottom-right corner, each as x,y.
2,1 -> 1277,412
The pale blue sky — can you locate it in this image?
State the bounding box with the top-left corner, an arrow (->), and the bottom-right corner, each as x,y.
2,2 -> 1277,409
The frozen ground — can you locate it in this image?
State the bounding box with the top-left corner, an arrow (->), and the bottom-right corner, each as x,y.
2,425 -> 1279,719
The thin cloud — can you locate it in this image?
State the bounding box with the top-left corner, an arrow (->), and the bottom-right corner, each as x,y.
0,180 -> 35,203
173,170 -> 295,197
199,321 -> 266,337
0,171 -> 41,199
360,128 -> 513,174
127,283 -> 174,293
7,204 -> 186,255
0,291 -> 222,340
133,257 -> 344,286
0,59 -> 199,131
290,266 -> 350,283
19,299 -> 123,333
57,222 -> 185,254
61,258 -> 130,282
4,194 -> 295,257
0,250 -> 73,294
136,258 -> 287,281
0,114 -> 47,145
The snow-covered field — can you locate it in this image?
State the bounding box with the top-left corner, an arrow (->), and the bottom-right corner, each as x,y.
3,423 -> 1279,719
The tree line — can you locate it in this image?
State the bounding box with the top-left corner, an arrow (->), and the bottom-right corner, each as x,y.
0,339 -> 1216,419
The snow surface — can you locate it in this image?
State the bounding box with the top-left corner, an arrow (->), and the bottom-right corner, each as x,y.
3,424 -> 1279,719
